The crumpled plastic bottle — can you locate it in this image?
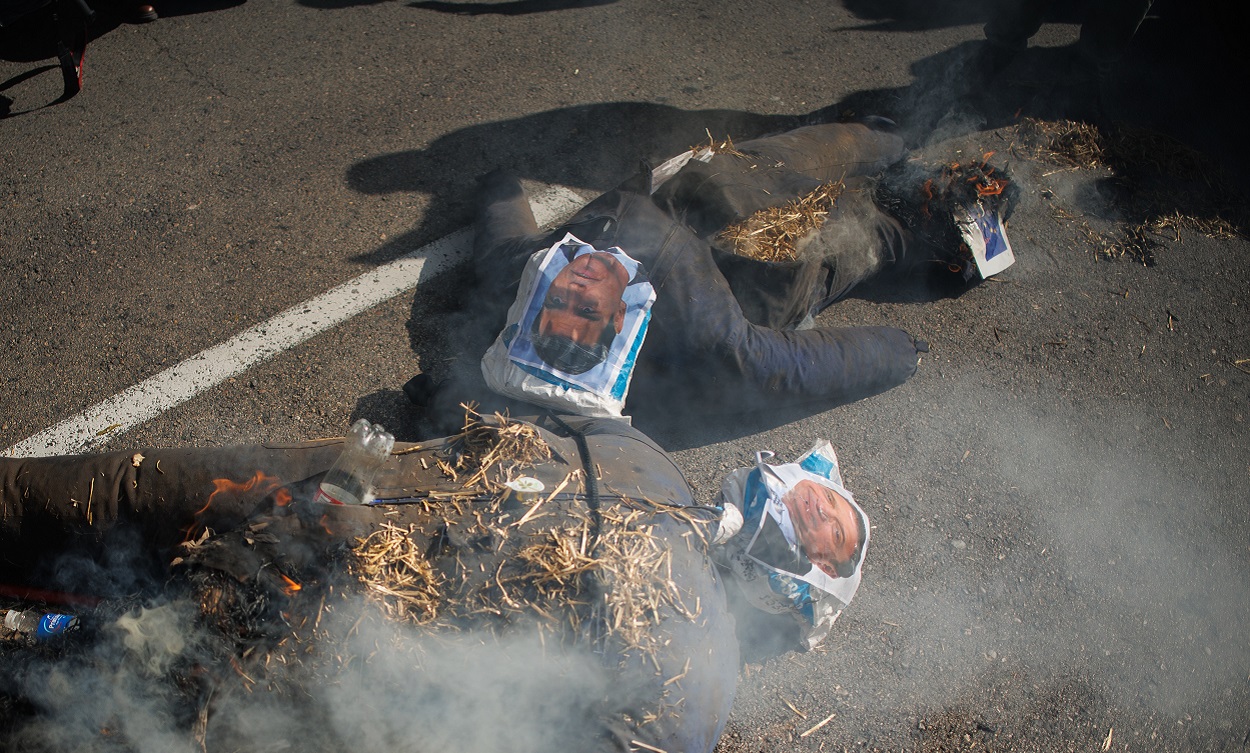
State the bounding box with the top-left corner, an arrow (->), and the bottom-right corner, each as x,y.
312,419 -> 395,506
4,609 -> 80,641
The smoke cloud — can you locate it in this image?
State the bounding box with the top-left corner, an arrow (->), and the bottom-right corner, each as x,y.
1,591 -> 649,753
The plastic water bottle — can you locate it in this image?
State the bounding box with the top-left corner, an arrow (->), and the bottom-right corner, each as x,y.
312,419 -> 395,506
4,609 -> 79,640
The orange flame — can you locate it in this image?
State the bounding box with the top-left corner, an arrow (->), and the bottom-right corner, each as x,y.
975,177 -> 1008,197
319,514 -> 336,536
184,470 -> 289,543
277,572 -> 302,596
195,471 -> 286,517
920,178 -> 935,219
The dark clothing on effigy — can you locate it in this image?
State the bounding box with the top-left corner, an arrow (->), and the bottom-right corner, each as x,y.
425,121 -> 929,429
0,415 -> 737,753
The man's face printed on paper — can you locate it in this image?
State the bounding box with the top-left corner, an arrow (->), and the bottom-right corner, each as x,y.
779,480 -> 861,579
538,251 -> 628,348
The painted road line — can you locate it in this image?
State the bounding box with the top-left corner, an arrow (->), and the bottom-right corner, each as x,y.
4,185 -> 587,458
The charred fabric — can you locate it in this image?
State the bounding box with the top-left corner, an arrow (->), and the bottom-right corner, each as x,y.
0,409 -> 730,753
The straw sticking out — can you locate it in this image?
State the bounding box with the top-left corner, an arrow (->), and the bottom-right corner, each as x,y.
717,182 -> 846,262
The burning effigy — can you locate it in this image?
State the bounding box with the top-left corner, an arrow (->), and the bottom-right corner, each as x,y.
0,409 -> 737,753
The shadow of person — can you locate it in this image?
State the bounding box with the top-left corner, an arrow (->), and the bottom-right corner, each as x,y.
838,0 -> 1089,33
838,0 -> 998,32
351,390 -> 426,443
1,0 -> 244,116
831,39 -> 1085,149
409,0 -> 618,15
344,101 -> 824,265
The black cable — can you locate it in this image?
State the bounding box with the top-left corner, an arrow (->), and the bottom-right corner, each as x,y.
545,412 -> 613,657
547,413 -> 600,522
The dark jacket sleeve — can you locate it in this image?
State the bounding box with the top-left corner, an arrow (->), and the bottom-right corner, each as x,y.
651,121 -> 915,327
417,169 -> 547,430
0,442 -> 349,582
472,168 -> 543,309
733,120 -> 906,182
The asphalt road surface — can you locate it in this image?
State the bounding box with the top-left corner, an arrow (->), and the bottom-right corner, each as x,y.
2,0 -> 1247,751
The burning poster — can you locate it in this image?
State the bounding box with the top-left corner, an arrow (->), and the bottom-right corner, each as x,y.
483,233 -> 656,417
958,202 -> 1015,279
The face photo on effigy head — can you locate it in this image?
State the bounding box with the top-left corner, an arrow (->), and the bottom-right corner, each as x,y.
507,234 -> 654,397
540,250 -> 630,347
743,471 -> 868,598
778,480 -> 864,579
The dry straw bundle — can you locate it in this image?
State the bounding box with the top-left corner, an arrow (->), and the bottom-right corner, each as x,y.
351,505 -> 700,656
349,409 -> 700,657
1019,117 -> 1227,184
354,522 -> 444,625
502,508 -> 700,652
1017,117 -> 1107,170
690,130 -> 750,160
717,181 -> 846,262
592,509 -> 701,652
437,404 -> 552,492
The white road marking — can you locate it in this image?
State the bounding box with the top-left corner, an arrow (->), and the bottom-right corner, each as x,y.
4,185 -> 587,458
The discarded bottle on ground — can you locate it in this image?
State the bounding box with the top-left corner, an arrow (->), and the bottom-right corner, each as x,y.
4,609 -> 80,640
312,419 -> 395,506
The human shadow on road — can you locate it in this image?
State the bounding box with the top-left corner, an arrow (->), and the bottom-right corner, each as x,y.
352,390 -> 427,443
837,0 -> 995,32
345,101 -> 830,265
836,0 -> 1084,32
408,0 -> 618,15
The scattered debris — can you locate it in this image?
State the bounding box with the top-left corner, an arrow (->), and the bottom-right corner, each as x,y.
800,711 -> 837,738
1015,118 -> 1245,265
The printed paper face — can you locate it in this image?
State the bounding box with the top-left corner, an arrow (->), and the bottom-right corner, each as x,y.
740,465 -> 867,604
504,233 -> 655,400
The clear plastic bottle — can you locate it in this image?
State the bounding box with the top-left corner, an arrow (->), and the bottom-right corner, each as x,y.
4,609 -> 79,640
312,419 -> 395,506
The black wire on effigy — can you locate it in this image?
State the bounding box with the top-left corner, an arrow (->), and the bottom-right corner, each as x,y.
544,412 -> 615,658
